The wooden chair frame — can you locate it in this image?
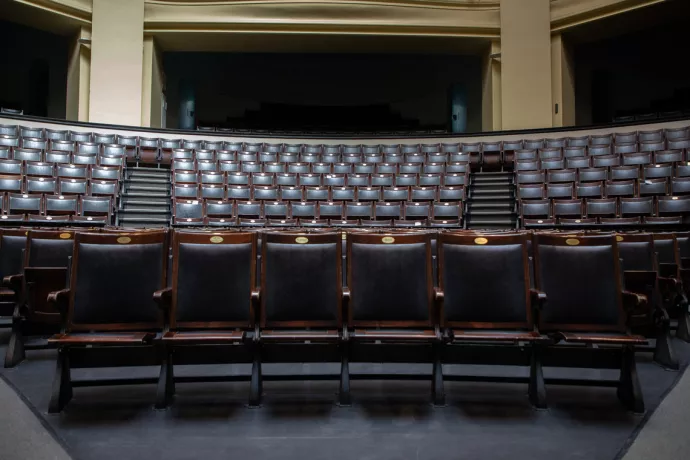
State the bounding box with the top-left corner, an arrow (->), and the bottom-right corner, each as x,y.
46,230 -> 169,413
4,229 -> 74,368
154,230 -> 258,408
532,233 -> 648,413
616,233 -> 679,369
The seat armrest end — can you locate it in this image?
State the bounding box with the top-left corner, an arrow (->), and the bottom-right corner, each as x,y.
153,287 -> 172,310
622,290 -> 647,312
47,289 -> 71,319
2,274 -> 23,293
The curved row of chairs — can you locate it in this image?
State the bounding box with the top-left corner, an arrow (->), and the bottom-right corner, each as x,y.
2,227 -> 689,414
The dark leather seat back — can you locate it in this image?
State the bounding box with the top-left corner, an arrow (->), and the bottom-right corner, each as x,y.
0,230 -> 28,280
27,230 -> 75,268
652,234 -> 677,264
172,231 -> 255,328
534,234 -> 624,332
70,231 -> 167,330
262,232 -> 341,326
348,232 -> 432,327
617,234 -> 655,271
440,233 -> 531,328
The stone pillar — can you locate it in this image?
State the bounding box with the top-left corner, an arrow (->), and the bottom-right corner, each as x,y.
89,0 -> 145,126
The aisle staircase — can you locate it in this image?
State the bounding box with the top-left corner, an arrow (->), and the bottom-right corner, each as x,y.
464,171 -> 517,230
116,167 -> 171,228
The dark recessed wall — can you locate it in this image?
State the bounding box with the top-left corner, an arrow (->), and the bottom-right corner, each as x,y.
0,20 -> 68,119
575,20 -> 690,126
164,52 -> 482,132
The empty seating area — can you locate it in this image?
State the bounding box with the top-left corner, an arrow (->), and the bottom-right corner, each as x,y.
169,143 -> 468,228
2,121 -> 690,230
0,125 -> 122,225
1,225 -> 688,417
516,128 -> 690,228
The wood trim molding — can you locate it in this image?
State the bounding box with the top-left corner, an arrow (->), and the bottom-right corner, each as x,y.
143,1 -> 500,37
13,0 -> 92,23
550,0 -> 665,32
145,0 -> 501,11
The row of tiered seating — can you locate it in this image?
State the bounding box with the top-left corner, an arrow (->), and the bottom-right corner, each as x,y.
1,228 -> 667,414
173,198 -> 463,227
513,128 -> 690,228
3,228 -> 688,414
2,120 -> 690,228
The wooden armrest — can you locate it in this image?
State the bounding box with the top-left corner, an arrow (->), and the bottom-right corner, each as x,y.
622,290 -> 647,312
434,287 -> 444,302
530,289 -> 547,306
153,287 -> 172,310
658,276 -> 679,290
2,274 -> 23,294
47,289 -> 70,319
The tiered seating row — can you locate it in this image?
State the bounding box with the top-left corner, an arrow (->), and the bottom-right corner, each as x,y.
3,228 -> 686,414
0,160 -> 119,224
515,132 -> 690,227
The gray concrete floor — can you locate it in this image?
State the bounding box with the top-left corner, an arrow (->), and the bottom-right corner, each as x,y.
622,367 -> 690,460
0,378 -> 71,460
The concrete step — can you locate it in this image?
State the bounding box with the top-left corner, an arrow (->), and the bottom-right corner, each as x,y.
128,166 -> 170,173
125,185 -> 171,194
467,202 -> 514,209
118,215 -> 170,224
466,210 -> 516,216
126,181 -> 169,190
127,176 -> 170,185
469,195 -> 514,202
120,197 -> 171,206
120,207 -> 170,214
472,172 -> 513,180
466,217 -> 516,226
471,182 -> 513,189
120,221 -> 169,229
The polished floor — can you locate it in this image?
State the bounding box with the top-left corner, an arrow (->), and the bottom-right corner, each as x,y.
0,331 -> 688,460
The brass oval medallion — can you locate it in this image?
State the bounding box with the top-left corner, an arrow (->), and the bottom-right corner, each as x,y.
59,232 -> 71,239
382,236 -> 395,244
474,237 -> 488,245
565,238 -> 580,246
117,236 -> 131,244
210,236 -> 223,244
616,235 -> 624,242
342,233 -> 347,240
295,236 -> 309,244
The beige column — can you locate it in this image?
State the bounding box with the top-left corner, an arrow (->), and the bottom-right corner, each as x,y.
551,33 -> 576,127
499,0 -> 552,130
66,27 -> 91,122
89,0 -> 145,126
141,36 -> 165,128
481,40 -> 502,132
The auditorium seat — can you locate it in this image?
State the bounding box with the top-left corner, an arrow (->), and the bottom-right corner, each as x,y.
533,234 -> 647,412
345,231 -> 440,400
436,232 -> 548,406
47,230 -> 168,412
616,233 -> 678,369
3,229 -> 75,367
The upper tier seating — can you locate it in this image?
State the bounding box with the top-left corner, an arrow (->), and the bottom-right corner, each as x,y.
1,121 -> 689,229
